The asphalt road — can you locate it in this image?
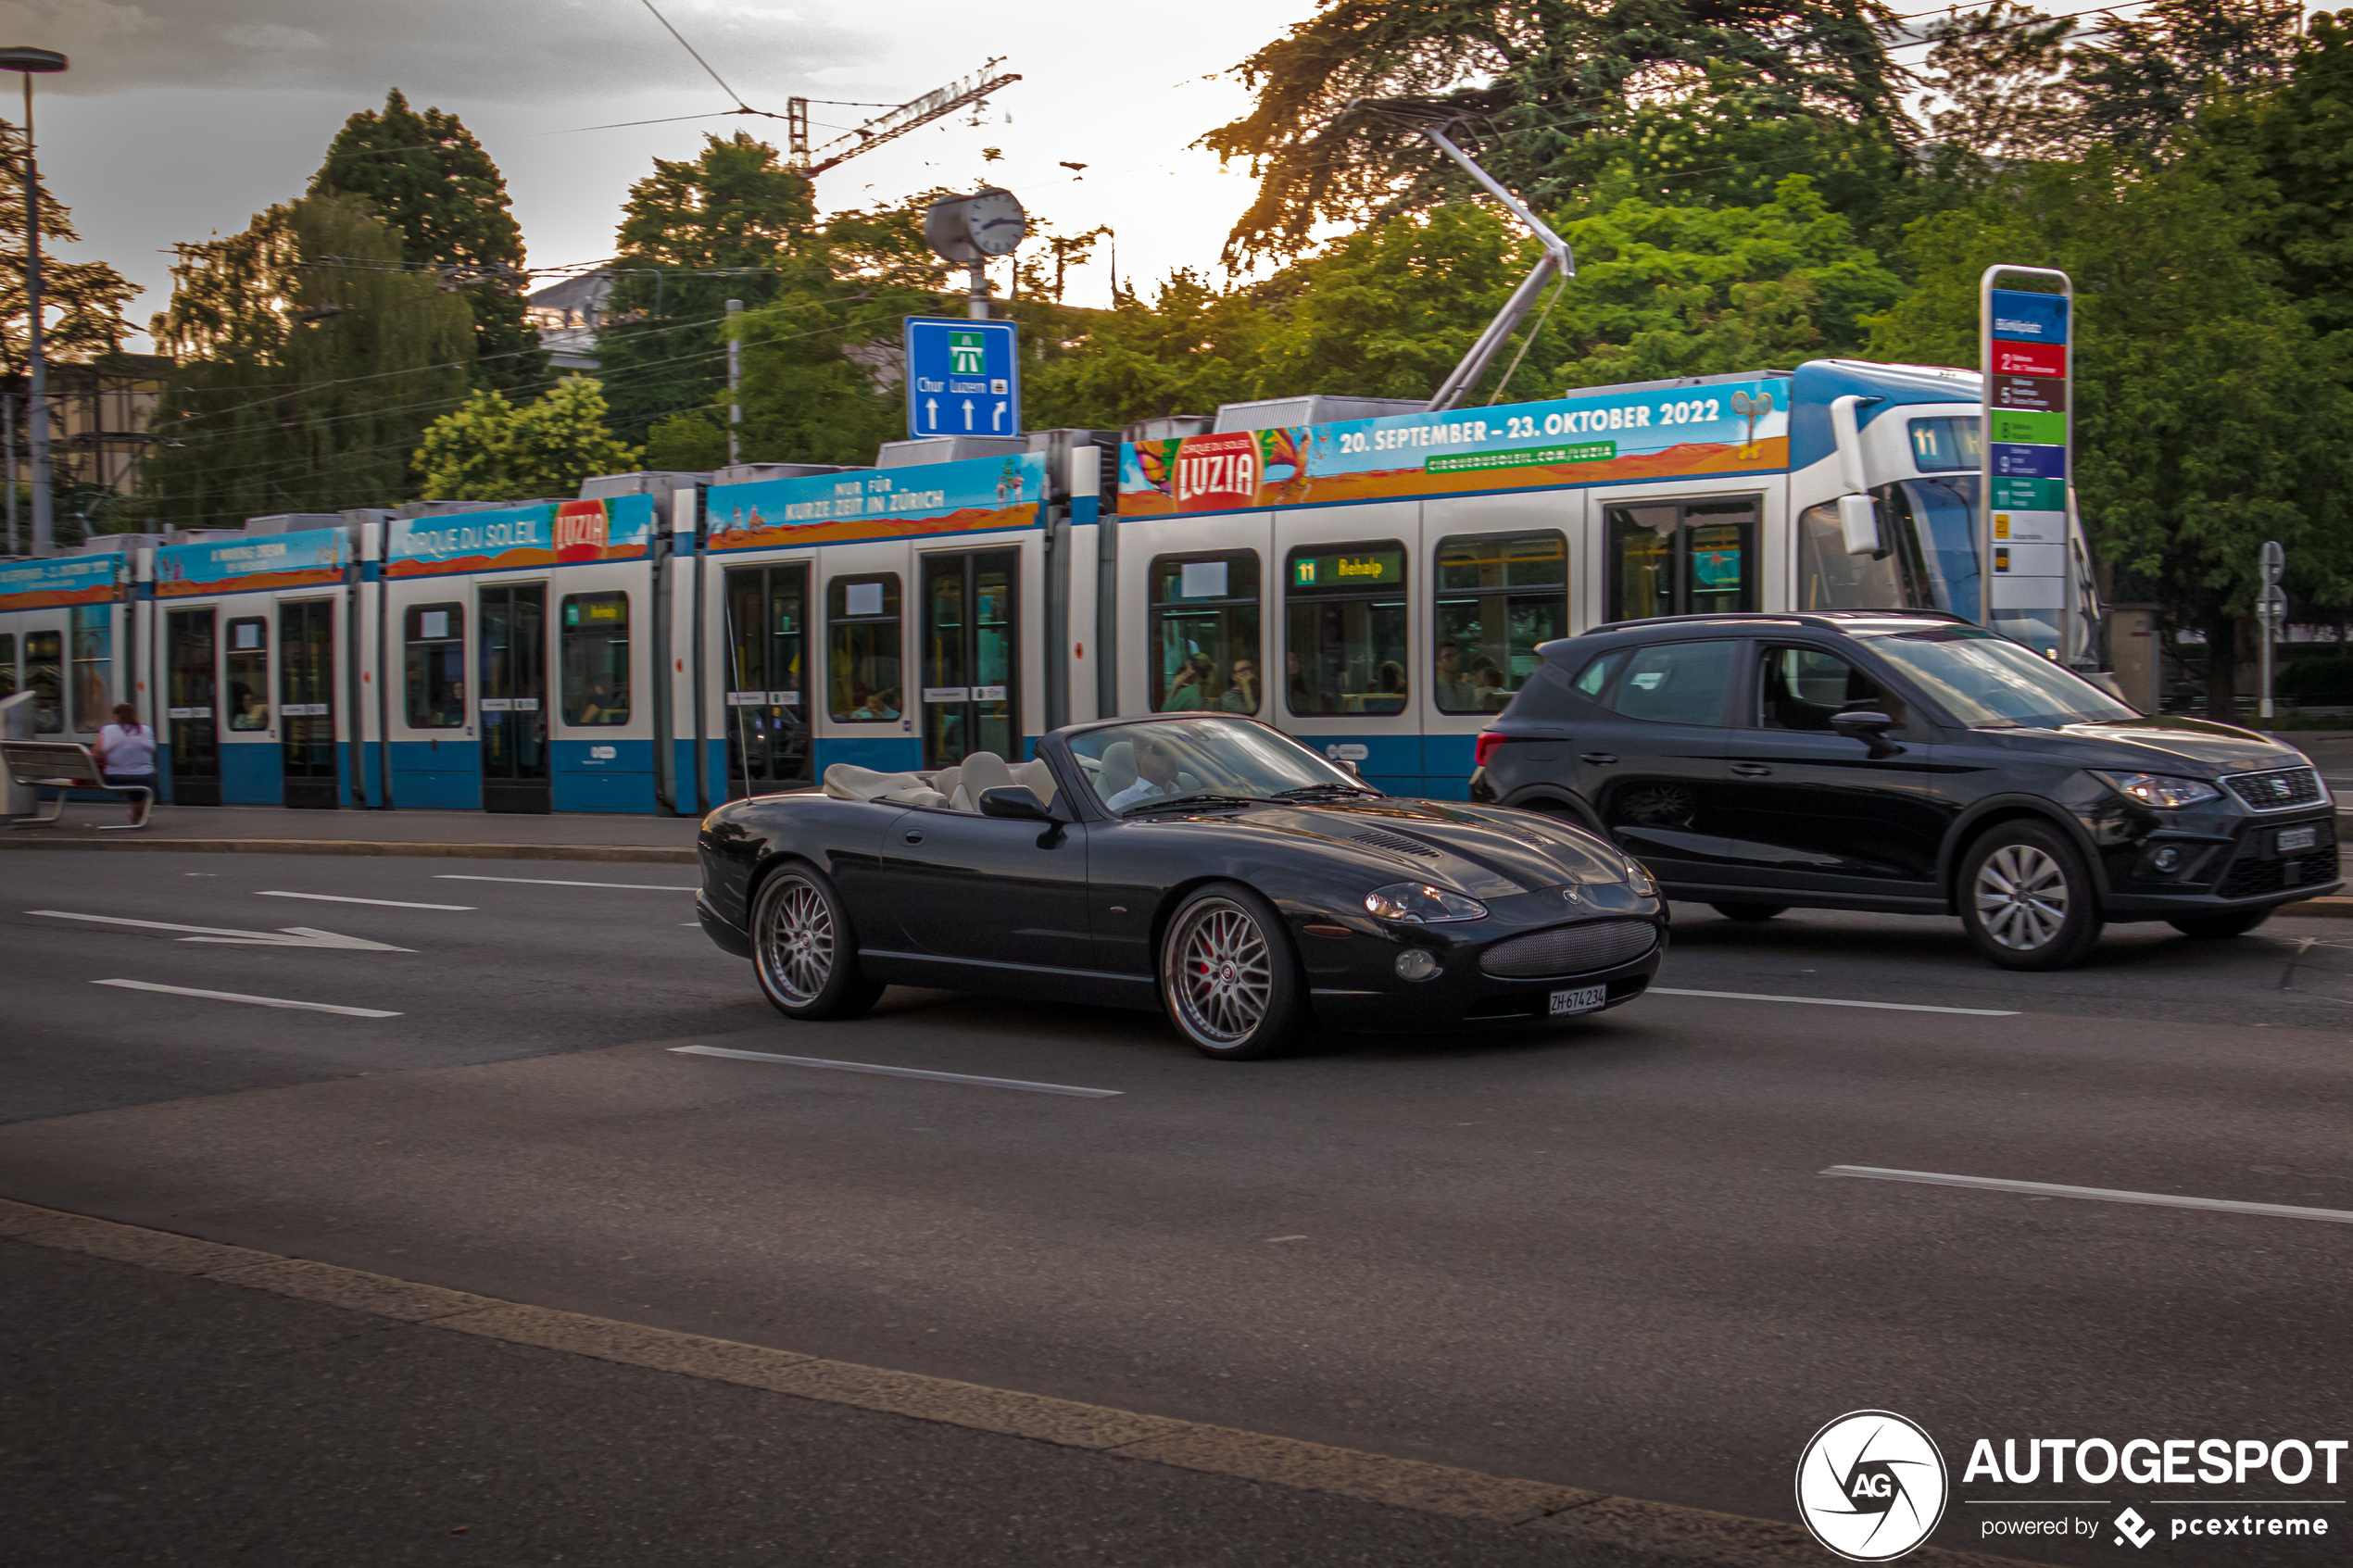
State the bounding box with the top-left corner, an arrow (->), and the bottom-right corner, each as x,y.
5,849 -> 2351,1565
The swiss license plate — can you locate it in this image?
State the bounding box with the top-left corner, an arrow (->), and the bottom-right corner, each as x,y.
1550,985 -> 1607,1017
2278,825 -> 2319,853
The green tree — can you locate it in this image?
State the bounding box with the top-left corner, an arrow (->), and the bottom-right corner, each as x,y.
2203,9 -> 2353,338
0,116 -> 140,372
643,410 -> 728,471
2069,0 -> 2307,158
1869,150 -> 2353,719
1198,0 -> 1907,264
415,375 -> 638,501
1914,1 -> 2082,162
313,89 -> 545,391
1024,270 -> 1276,430
142,194 -> 472,527
597,132 -> 817,445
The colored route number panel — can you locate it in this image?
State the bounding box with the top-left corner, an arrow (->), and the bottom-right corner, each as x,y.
905,317 -> 1020,439
1552,985 -> 1606,1017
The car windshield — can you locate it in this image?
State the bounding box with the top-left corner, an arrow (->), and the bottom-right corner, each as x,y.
1068,717 -> 1373,814
1862,628 -> 2136,728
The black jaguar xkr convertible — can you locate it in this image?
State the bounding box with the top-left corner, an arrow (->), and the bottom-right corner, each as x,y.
697,714 -> 1667,1058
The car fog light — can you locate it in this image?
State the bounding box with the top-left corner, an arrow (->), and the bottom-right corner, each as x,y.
1394,949 -> 1441,982
2152,846 -> 2182,872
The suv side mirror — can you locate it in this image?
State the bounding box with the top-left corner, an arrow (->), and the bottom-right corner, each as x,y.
1830,709 -> 1904,759
978,784 -> 1054,822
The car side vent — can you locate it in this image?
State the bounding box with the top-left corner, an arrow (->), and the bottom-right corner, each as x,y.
1480,920 -> 1657,979
1351,830 -> 1438,859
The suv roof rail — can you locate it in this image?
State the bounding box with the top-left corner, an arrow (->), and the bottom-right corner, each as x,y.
1561,608 -> 1975,637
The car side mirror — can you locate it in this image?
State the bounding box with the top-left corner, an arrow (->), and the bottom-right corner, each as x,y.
978,784 -> 1054,822
1830,709 -> 1904,759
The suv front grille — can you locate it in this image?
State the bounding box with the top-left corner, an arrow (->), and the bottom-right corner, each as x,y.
2221,766 -> 2323,812
1480,919 -> 1656,978
2216,845 -> 2339,899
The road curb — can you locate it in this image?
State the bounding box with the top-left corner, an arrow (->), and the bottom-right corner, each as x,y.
2279,897 -> 2353,919
0,837 -> 696,863
0,1195 -> 2035,1567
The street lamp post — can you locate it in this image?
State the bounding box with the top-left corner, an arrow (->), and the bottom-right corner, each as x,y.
2,45 -> 67,558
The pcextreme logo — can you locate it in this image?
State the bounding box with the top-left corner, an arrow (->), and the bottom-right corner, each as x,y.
1796,1411 -> 1951,1562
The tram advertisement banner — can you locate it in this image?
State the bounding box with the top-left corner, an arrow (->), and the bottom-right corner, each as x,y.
156,528 -> 347,598
1116,379 -> 1791,517
0,553 -> 124,611
386,495 -> 657,578
705,452 -> 1045,551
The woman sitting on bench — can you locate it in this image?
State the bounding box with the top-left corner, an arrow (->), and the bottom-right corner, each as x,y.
95,703 -> 157,827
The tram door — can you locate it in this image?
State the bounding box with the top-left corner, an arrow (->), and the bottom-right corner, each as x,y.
723,564 -> 812,796
165,610 -> 220,806
918,549 -> 1019,769
279,599 -> 337,809
478,583 -> 549,814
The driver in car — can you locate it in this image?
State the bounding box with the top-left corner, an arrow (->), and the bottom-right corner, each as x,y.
1104,734 -> 1186,812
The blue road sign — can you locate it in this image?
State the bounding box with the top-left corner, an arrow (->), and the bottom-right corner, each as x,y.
904,317 -> 1021,439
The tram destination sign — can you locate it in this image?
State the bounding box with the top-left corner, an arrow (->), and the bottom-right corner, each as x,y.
1981,277 -> 2071,621
1118,377 -> 1790,517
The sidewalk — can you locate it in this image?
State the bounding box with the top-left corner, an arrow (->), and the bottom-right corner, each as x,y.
1,802 -> 703,863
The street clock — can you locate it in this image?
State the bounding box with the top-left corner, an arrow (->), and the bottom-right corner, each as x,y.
924,188 -> 1028,262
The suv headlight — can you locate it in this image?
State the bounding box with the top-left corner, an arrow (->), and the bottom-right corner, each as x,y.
2092,771 -> 2222,809
1364,882 -> 1489,923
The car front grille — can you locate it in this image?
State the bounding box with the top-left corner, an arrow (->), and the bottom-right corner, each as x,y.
1479,919 -> 1657,979
2216,845 -> 2339,899
2221,766 -> 2323,812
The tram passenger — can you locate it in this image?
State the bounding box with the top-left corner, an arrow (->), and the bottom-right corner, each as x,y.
1220,659 -> 1259,714
1433,640 -> 1476,710
1286,650 -> 1326,714
1365,660 -> 1407,715
1164,653 -> 1216,710
851,687 -> 900,721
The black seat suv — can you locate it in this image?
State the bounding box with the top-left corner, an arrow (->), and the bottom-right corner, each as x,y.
1468,611 -> 2341,970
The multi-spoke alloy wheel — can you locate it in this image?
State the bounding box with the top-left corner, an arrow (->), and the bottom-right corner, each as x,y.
1973,843 -> 2069,951
751,866 -> 882,1021
1959,823 -> 2101,971
1159,884 -> 1306,1059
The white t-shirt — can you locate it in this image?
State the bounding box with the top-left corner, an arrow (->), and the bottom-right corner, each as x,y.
98,723 -> 157,775
1103,776 -> 1176,812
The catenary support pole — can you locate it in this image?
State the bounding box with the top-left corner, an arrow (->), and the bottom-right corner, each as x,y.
725,298 -> 743,467
23,74 -> 51,557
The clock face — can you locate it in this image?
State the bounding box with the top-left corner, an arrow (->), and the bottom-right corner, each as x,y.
963,189 -> 1028,257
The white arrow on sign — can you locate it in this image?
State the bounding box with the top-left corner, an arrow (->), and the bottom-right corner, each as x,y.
962,397 -> 975,431
27,910 -> 415,952
992,401 -> 1006,432
925,395 -> 938,428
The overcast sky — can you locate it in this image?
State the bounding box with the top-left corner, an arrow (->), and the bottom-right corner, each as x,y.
19,0 -> 1315,351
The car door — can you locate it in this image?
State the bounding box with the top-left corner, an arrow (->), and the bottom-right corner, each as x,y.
1715,641 -> 1949,894
1575,638 -> 1741,882
879,799 -> 1095,972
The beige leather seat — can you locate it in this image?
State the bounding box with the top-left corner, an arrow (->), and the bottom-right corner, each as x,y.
879,786 -> 950,807
950,751 -> 1016,812
1011,758 -> 1056,807
823,763 -> 925,801
1095,741 -> 1137,803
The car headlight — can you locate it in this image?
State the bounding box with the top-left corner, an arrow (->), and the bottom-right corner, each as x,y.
2091,771 -> 2222,809
1364,882 -> 1489,923
1619,857 -> 1657,897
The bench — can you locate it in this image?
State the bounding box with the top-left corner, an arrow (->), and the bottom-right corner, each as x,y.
3,740 -> 154,829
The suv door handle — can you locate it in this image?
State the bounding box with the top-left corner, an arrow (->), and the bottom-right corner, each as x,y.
1730,763 -> 1772,778
1580,753 -> 1618,765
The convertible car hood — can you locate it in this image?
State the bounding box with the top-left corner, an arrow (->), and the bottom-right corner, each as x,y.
1165,798 -> 1623,900
1973,716 -> 2309,777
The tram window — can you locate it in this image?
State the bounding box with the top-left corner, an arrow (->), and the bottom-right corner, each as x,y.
560,592 -> 630,726
1605,496 -> 1758,621
225,617 -> 271,731
1149,551 -> 1261,713
25,630 -> 60,733
1286,544 -> 1408,716
405,603 -> 467,728
71,607 -> 115,733
827,573 -> 902,721
0,632 -> 15,697
1796,501 -> 1908,611
1907,415 -> 1982,473
1433,532 -> 1566,714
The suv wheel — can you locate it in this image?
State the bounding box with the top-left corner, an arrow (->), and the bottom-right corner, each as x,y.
1959,822 -> 2102,970
2170,909 -> 2275,939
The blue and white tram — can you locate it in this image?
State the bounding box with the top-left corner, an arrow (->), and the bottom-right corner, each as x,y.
1102,358 -> 2091,798
0,549 -> 135,742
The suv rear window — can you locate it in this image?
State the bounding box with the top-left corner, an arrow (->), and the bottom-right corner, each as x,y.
1603,641 -> 1737,726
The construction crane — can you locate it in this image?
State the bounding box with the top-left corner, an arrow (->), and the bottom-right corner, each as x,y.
787,59 -> 1022,177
